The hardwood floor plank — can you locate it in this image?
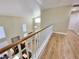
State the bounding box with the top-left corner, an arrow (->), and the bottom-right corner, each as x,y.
40,31 -> 79,59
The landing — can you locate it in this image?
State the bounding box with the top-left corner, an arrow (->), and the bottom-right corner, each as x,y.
40,32 -> 79,59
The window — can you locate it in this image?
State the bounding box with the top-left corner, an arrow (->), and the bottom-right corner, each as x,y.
35,17 -> 41,23
22,24 -> 27,33
0,26 -> 6,39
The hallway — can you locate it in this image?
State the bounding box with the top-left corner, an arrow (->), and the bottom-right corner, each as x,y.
40,31 -> 79,59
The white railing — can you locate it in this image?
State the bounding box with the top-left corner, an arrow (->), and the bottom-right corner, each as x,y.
32,25 -> 54,59
0,25 -> 54,59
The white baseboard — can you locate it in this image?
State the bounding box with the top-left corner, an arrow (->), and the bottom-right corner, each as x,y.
54,32 -> 67,35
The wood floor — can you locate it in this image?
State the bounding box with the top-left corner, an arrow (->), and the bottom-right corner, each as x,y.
40,31 -> 79,59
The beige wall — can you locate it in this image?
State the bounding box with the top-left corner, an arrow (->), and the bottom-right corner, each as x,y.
0,16 -> 33,43
41,5 -> 72,33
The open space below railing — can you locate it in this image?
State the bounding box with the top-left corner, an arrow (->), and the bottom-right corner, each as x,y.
0,25 -> 54,59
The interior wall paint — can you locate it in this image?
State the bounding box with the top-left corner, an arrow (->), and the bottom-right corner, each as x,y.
41,5 -> 72,33
0,16 -> 33,43
69,12 -> 79,33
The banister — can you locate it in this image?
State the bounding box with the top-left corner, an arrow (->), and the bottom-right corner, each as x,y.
28,32 -> 33,34
0,24 -> 53,54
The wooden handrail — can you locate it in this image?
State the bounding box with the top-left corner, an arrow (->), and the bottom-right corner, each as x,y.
0,24 -> 53,54
28,32 -> 33,34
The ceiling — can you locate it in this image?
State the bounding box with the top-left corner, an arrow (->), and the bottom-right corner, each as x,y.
0,0 -> 79,16
36,0 -> 79,9
0,0 -> 40,16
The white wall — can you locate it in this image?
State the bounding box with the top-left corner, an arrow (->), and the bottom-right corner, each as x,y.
0,0 -> 41,43
41,5 -> 72,33
69,12 -> 79,33
0,16 -> 33,43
